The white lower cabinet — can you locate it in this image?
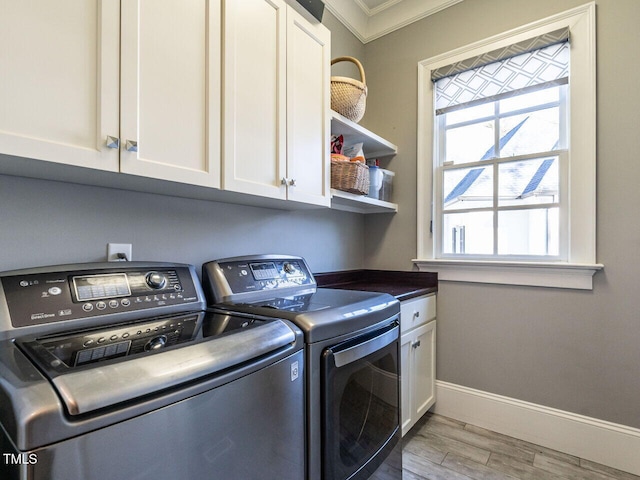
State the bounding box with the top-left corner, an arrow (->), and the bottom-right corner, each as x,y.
400,294 -> 436,436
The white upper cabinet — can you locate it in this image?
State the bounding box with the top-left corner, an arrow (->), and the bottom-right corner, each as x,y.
223,0 -> 330,206
0,0 -> 120,171
1,0 -> 329,207
120,0 -> 221,187
0,0 -> 220,187
223,0 -> 287,200
286,7 -> 331,206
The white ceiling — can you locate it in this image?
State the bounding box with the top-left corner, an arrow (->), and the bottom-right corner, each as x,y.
324,0 -> 464,43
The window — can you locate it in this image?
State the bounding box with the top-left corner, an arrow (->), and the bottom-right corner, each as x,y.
437,40 -> 568,259
415,3 -> 602,289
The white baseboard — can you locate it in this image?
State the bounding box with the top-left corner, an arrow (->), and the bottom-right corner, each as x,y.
433,381 -> 640,476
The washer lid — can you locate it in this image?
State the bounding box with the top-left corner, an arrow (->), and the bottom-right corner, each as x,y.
48,318 -> 296,415
0,311 -> 301,451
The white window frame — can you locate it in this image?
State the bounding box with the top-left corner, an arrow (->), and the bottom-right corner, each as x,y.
414,2 -> 603,290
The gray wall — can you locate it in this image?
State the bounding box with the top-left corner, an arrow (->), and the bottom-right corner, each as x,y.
0,174 -> 363,275
323,11 -> 366,77
0,12 -> 366,277
362,0 -> 640,428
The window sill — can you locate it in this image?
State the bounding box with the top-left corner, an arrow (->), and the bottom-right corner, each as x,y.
413,259 -> 604,290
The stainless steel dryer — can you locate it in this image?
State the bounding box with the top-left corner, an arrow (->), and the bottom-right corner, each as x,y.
203,255 -> 403,480
0,262 -> 305,480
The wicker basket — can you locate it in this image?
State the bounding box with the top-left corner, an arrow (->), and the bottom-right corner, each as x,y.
331,160 -> 370,195
331,56 -> 368,123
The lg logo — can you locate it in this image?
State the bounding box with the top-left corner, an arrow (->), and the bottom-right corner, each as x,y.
3,453 -> 38,465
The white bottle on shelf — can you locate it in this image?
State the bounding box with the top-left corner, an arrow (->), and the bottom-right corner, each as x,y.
368,165 -> 383,199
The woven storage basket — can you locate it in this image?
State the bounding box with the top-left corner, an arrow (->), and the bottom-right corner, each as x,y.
331,160 -> 370,195
331,56 -> 368,123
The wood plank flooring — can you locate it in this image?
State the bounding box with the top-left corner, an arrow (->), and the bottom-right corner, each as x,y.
403,413 -> 640,480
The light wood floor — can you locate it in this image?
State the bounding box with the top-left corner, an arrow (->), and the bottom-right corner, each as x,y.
403,413 -> 640,480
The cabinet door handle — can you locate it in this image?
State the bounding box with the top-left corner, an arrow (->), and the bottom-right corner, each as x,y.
280,178 -> 297,187
125,140 -> 138,152
413,311 -> 420,318
106,136 -> 120,149
412,340 -> 421,349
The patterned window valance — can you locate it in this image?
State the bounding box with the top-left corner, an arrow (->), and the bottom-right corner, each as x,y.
433,28 -> 570,114
431,28 -> 569,81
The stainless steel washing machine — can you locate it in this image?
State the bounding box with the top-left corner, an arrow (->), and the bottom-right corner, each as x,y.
0,262 -> 305,480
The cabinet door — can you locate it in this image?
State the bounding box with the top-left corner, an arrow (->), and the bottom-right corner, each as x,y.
0,0 -> 120,171
223,0 -> 287,200
400,331 -> 413,436
286,7 -> 331,206
413,320 -> 436,420
120,0 -> 221,187
401,319 -> 437,437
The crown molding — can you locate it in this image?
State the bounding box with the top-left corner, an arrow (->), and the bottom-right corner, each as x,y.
324,0 -> 464,43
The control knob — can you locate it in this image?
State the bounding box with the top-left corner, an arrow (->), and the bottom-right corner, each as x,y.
146,271 -> 167,289
145,335 -> 168,351
283,262 -> 298,275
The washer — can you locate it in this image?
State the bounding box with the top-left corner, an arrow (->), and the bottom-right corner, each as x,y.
0,261 -> 305,480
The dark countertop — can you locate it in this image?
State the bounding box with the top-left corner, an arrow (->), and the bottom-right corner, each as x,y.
314,269 -> 437,302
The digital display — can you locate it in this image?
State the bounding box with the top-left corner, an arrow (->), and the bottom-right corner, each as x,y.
250,262 -> 279,280
73,274 -> 131,301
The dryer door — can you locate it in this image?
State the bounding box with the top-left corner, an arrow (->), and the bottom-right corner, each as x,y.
321,322 -> 400,480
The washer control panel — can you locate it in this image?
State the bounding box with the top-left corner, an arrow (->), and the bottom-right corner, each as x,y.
1,264 -> 202,328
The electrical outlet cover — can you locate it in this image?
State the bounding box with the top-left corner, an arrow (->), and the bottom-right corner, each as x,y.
107,243 -> 132,262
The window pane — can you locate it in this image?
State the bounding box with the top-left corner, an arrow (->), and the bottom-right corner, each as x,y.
443,211 -> 493,255
499,107 -> 560,157
444,166 -> 493,210
446,103 -> 493,125
499,86 -> 559,114
498,157 -> 559,207
498,208 -> 559,256
445,121 -> 494,164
